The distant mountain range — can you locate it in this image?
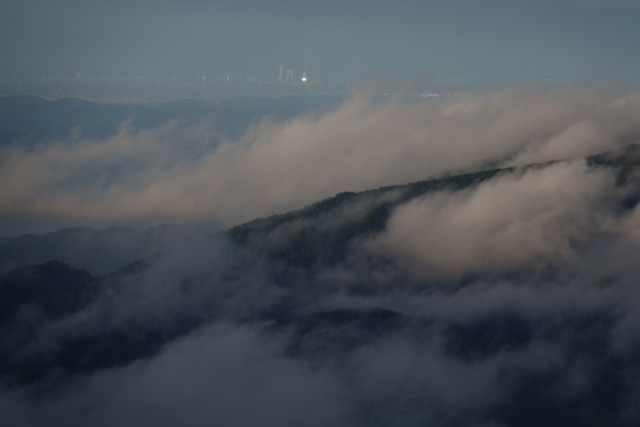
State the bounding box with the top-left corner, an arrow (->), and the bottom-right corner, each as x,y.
0,95 -> 342,146
0,225 -> 180,275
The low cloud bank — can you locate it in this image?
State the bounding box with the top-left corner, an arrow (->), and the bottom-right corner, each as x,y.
366,160 -> 617,279
1,86 -> 639,228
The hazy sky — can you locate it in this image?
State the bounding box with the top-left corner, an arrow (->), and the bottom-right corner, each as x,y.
2,0 -> 640,80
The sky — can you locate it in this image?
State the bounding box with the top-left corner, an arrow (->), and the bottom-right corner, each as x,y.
2,0 -> 640,81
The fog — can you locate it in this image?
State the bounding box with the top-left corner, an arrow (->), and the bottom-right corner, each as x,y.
366,160 -> 616,279
5,221 -> 640,426
1,86 -> 639,229
4,86 -> 640,426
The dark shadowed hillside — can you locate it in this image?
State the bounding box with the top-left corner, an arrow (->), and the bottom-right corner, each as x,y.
0,260 -> 90,322
230,168 -> 506,267
0,225 -> 180,275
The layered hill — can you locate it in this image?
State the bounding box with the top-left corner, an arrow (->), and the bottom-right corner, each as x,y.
0,225 -> 180,275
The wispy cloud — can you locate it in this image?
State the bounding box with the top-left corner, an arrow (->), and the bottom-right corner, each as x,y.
1,86 -> 639,230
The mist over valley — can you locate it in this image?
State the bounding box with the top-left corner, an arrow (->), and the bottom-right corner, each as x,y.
2,85 -> 640,425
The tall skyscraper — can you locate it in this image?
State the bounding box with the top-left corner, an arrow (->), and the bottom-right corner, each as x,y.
278,66 -> 284,81
286,69 -> 294,82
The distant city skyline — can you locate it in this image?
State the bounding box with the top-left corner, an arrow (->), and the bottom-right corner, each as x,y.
0,71 -> 353,103
3,69 -> 635,104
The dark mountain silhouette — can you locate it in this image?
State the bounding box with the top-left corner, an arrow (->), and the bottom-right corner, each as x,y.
0,260 -> 91,322
0,225 -> 180,275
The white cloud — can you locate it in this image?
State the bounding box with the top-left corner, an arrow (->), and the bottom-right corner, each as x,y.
1,86 -> 639,229
365,161 -> 616,279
